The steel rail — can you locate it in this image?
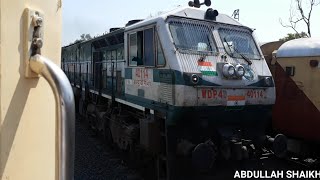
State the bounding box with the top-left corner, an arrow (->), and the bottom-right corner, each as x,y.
29,54 -> 75,180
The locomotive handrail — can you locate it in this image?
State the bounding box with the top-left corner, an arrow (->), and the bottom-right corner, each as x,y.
29,54 -> 75,180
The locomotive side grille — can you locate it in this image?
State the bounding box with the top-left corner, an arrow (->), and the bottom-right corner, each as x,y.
160,84 -> 173,103
159,70 -> 174,104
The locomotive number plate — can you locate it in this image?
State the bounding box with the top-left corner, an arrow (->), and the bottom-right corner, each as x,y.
198,89 -> 226,105
246,89 -> 266,99
199,89 -> 226,100
198,89 -> 266,106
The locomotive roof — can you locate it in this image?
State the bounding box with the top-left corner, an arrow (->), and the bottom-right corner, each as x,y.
63,7 -> 248,49
125,6 -> 245,31
277,38 -> 320,58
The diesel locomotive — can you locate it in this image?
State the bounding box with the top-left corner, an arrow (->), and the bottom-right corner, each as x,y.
62,1 -> 276,178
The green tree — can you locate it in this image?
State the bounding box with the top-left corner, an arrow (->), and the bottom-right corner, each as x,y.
279,32 -> 308,42
80,34 -> 92,41
72,33 -> 92,44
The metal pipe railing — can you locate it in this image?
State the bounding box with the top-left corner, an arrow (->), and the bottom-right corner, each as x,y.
29,54 -> 75,180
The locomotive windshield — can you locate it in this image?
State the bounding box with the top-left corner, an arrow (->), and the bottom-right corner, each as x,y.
169,21 -> 216,54
219,28 -> 261,60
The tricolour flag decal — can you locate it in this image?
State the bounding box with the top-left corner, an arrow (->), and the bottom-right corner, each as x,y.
198,61 -> 212,66
227,95 -> 246,106
198,61 -> 218,76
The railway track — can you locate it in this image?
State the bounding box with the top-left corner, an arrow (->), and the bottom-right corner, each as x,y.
74,117 -> 141,180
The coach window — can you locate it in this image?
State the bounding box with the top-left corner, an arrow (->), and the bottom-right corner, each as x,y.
111,50 -> 117,60
102,51 -> 107,60
106,51 -> 111,60
117,47 -> 124,60
286,66 -> 295,76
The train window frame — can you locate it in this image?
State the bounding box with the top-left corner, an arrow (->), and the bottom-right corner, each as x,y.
143,27 -> 155,67
155,30 -> 166,67
111,50 -> 117,60
168,19 -> 218,55
218,27 -> 261,60
137,31 -> 144,65
285,66 -> 295,76
102,51 -> 107,60
117,47 -> 124,60
106,50 -> 111,61
129,32 -> 138,66
81,46 -> 85,62
128,25 -> 156,68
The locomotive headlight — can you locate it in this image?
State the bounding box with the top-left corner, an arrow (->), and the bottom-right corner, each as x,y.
191,74 -> 200,84
222,63 -> 235,77
235,64 -> 245,77
264,77 -> 272,86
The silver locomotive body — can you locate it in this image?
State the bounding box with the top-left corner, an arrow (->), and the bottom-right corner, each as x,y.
124,8 -> 275,109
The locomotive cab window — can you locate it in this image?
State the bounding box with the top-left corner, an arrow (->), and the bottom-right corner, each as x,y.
144,28 -> 155,66
129,27 -> 155,67
129,33 -> 139,66
156,33 -> 166,66
219,28 -> 260,60
168,20 -> 216,54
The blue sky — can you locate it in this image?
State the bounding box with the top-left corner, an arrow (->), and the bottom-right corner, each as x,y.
62,0 -> 320,46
